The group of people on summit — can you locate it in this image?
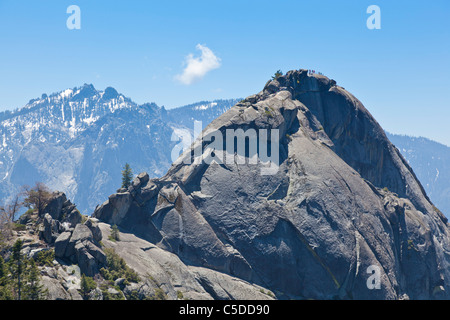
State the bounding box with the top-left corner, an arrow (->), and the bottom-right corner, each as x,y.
308,69 -> 323,76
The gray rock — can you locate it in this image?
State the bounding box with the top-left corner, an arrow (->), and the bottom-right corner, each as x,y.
42,213 -> 62,244
64,224 -> 93,261
85,218 -> 102,243
114,278 -> 127,290
62,224 -> 106,276
42,214 -> 53,244
94,69 -> 450,300
70,224 -> 93,243
98,222 -> 274,300
45,192 -> 67,221
88,288 -> 103,300
75,244 -> 98,277
54,231 -> 72,258
68,288 -> 83,300
63,209 -> 82,228
42,276 -> 71,300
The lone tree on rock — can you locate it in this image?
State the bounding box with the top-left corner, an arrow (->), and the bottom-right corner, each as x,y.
121,163 -> 133,189
22,182 -> 51,217
272,70 -> 283,80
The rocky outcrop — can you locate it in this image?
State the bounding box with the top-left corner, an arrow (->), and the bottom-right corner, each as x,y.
94,69 -> 450,300
39,191 -> 106,277
44,192 -> 82,227
98,223 -> 274,300
54,221 -> 106,277
9,192 -> 273,300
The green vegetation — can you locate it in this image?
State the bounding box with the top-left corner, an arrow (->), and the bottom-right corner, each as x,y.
33,249 -> 55,267
151,287 -> 167,300
11,239 -> 25,300
264,107 -> 274,118
25,259 -> 47,300
407,239 -> 418,251
259,288 -> 275,298
23,208 -> 34,216
23,182 -> 52,217
271,70 -> 283,80
0,256 -> 12,300
0,239 -> 47,300
80,274 -> 97,300
100,247 -> 140,283
108,224 -> 120,242
80,212 -> 88,224
121,163 -> 133,189
12,223 -> 26,231
99,282 -> 124,300
177,290 -> 184,300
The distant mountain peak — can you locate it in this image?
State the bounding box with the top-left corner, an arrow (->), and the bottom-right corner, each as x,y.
102,87 -> 119,100
72,84 -> 98,101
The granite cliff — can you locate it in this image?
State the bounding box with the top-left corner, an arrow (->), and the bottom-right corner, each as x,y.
93,69 -> 450,299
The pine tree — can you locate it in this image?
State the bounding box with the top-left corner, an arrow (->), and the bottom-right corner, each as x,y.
272,70 -> 283,80
10,239 -> 24,300
0,256 -> 12,300
121,163 -> 133,189
22,182 -> 51,217
80,274 -> 97,300
109,224 -> 120,242
24,259 -> 46,300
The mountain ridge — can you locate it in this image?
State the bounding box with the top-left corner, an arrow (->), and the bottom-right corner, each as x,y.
93,69 -> 450,299
0,84 -> 238,215
1,83 -> 448,222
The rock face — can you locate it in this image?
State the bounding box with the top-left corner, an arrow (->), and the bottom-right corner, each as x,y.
40,191 -> 106,276
387,132 -> 450,218
54,221 -> 106,277
98,223 -> 273,300
94,69 -> 450,299
43,192 -> 82,230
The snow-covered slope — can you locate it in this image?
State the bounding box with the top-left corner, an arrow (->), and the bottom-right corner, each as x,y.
387,133 -> 450,217
0,84 -> 237,214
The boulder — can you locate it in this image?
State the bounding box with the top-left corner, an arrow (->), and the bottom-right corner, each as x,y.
75,243 -> 98,277
54,231 -> 72,258
42,213 -> 63,244
45,192 -> 67,221
64,224 -> 93,261
41,276 -> 72,300
70,224 -> 93,243
85,218 -> 102,243
63,209 -> 82,228
58,223 -> 106,276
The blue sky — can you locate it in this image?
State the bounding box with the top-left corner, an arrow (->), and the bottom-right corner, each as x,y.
0,0 -> 449,145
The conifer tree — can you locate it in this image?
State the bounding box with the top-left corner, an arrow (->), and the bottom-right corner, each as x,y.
22,182 -> 51,217
24,259 -> 46,300
80,274 -> 97,300
121,163 -> 133,189
0,256 -> 12,300
10,239 -> 24,300
272,70 -> 283,80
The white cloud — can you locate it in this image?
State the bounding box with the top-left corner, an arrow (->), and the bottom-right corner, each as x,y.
175,44 -> 221,85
